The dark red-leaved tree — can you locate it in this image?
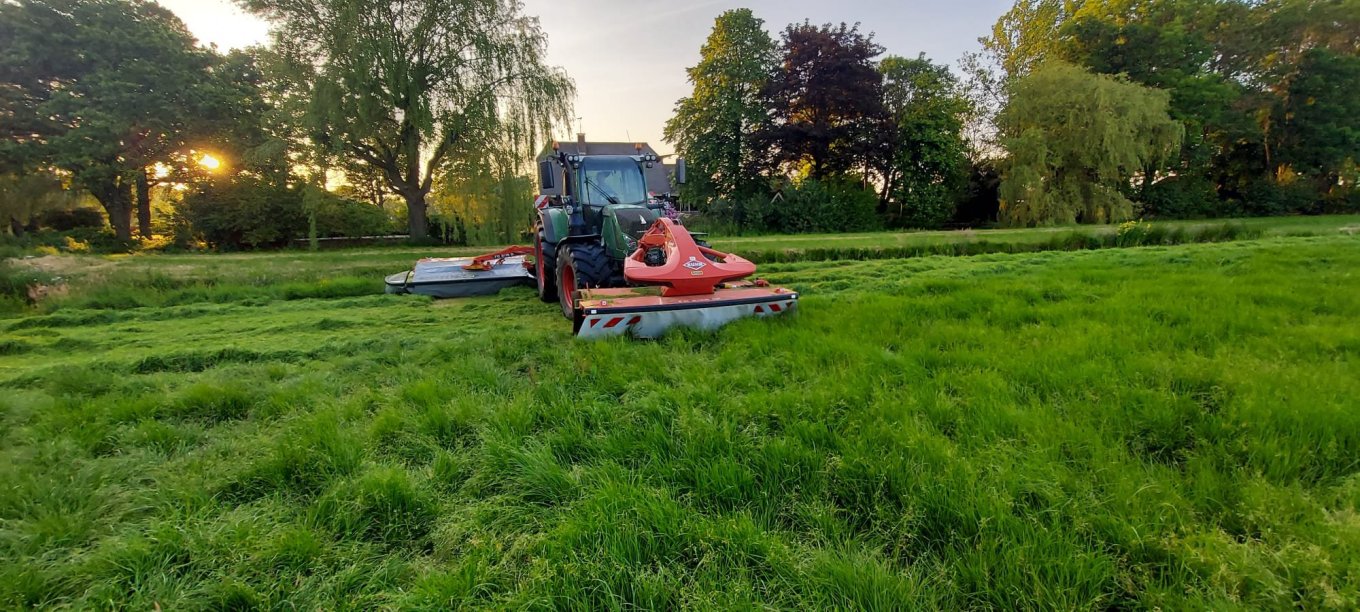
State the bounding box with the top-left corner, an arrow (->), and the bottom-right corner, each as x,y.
758,21 -> 888,180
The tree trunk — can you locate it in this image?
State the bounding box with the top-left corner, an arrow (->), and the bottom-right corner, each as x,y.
8,216 -> 24,238
94,182 -> 134,241
404,189 -> 429,240
1141,162 -> 1155,203
136,169 -> 153,238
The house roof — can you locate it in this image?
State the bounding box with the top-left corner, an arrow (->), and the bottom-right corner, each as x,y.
540,136 -> 676,194
556,141 -> 656,156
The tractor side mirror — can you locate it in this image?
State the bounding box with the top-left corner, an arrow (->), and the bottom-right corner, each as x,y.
538,159 -> 555,190
675,158 -> 686,185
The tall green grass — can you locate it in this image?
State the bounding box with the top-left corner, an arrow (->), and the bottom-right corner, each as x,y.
1,235 -> 1358,608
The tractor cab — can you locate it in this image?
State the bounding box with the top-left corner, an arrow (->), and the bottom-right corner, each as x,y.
533,147 -> 690,312
569,155 -> 658,256
537,152 -> 675,258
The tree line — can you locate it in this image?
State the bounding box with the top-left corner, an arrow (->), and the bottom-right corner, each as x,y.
2,1 -> 1355,247
668,1 -> 1359,232
1,0 -> 571,248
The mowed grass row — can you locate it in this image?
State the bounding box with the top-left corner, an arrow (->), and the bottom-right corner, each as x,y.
2,236 -> 1358,609
6,214 -> 1357,316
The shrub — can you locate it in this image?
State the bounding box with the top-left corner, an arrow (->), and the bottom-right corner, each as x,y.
1240,179 -> 1321,217
954,161 -> 1002,226
1140,176 -> 1224,219
699,193 -> 777,234
179,178 -> 308,249
36,207 -> 105,231
313,192 -> 394,238
771,178 -> 881,234
178,180 -> 388,249
885,184 -> 958,230
1114,219 -> 1151,247
693,179 -> 881,235
1320,185 -> 1360,214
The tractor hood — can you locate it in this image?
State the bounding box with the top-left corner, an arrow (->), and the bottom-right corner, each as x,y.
610,205 -> 659,240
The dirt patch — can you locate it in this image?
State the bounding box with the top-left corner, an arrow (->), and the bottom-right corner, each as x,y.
14,255 -> 212,282
13,254 -> 118,278
27,283 -> 70,303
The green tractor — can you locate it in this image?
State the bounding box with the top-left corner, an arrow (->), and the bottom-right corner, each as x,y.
532,148 -> 688,318
387,146 -> 797,339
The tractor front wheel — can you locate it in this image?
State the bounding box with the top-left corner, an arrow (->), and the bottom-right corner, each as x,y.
555,242 -> 611,320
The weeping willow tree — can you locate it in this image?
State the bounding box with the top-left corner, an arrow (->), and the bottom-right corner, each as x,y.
432,134 -> 535,246
999,61 -> 1181,225
241,0 -> 575,239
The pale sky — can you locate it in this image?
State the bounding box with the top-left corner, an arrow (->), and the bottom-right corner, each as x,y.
157,0 -> 1011,155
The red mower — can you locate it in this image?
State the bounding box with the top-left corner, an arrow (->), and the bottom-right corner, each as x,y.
569,218 -> 798,339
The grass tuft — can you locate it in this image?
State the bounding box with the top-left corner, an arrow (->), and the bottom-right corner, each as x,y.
310,466 -> 438,548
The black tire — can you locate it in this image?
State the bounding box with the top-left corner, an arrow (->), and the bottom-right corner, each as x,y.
535,228 -> 558,303
555,242 -> 611,320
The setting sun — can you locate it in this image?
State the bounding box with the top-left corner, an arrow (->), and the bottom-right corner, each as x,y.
199,153 -> 222,171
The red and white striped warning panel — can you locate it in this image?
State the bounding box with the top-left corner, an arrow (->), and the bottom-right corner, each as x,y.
575,295 -> 798,340
534,195 -> 551,210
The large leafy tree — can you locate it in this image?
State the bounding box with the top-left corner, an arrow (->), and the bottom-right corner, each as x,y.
999,62 -> 1182,225
0,0 -> 210,240
1252,1 -> 1360,186
664,9 -> 777,204
1062,0 -> 1244,200
194,49 -> 293,185
758,21 -> 887,180
983,0 -> 1086,78
241,0 -> 574,240
1274,48 -> 1360,188
877,55 -> 971,229
989,0 -> 1360,216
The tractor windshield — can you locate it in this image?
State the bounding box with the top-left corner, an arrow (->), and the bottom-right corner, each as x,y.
579,157 -> 648,206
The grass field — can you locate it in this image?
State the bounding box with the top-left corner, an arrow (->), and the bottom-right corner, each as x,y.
2,233 -> 1359,608
5,214 -> 1358,316
717,213 -> 1360,252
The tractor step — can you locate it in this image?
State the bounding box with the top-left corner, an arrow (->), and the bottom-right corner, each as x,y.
573,282 -> 798,339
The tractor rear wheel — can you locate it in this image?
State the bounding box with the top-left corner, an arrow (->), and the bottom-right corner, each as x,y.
535,228 -> 557,303
556,242 -> 611,320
